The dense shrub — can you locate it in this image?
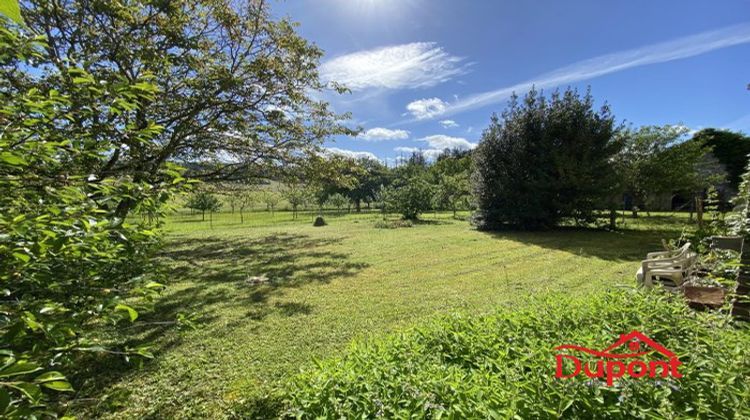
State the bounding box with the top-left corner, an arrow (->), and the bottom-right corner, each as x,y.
385,177 -> 434,220
284,290 -> 750,418
472,88 -> 622,230
728,158 -> 750,236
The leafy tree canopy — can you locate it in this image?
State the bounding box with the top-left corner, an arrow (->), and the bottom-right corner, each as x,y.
186,191 -> 222,220
615,125 -> 727,212
16,0 -> 356,217
691,128 -> 750,189
1,21 -> 186,415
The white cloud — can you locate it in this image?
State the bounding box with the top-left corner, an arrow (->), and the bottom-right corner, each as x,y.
321,42 -> 467,91
394,146 -> 443,161
439,119 -> 459,128
416,23 -> 750,119
420,134 -> 477,151
394,146 -> 419,153
406,98 -> 448,120
324,147 -> 380,161
357,127 -> 409,141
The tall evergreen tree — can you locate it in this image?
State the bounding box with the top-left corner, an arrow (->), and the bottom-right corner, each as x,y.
472,88 -> 622,229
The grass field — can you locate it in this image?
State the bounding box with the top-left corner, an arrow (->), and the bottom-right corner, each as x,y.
81,210 -> 692,418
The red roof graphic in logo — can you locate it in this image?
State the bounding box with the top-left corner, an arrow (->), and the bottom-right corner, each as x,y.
554,330 -> 674,359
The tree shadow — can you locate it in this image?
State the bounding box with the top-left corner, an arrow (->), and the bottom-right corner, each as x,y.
71,232 -> 367,416
480,217 -> 687,262
412,218 -> 451,225
169,217 -> 207,224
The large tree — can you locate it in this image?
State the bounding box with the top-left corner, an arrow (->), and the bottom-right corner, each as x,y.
15,0 -> 354,218
472,88 -> 622,230
691,128 -> 750,190
315,157 -> 391,212
430,150 -> 472,216
347,158 -> 391,212
1,18 -> 186,414
615,125 -> 691,213
615,126 -> 727,219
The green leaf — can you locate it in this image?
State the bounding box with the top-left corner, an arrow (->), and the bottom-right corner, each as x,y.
0,0 -> 23,26
34,371 -> 66,383
21,313 -> 42,331
0,152 -> 26,166
0,360 -> 41,378
145,281 -> 165,290
41,380 -> 73,392
133,346 -> 154,359
71,77 -> 92,85
115,304 -> 138,322
9,383 -> 42,403
0,388 -> 10,413
11,252 -> 30,263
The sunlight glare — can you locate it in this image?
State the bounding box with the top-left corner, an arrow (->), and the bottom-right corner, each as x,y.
338,0 -> 418,17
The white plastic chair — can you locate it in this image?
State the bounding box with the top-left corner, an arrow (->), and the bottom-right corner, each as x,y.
636,243 -> 696,290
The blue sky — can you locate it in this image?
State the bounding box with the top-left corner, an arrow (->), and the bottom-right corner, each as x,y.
273,0 -> 750,164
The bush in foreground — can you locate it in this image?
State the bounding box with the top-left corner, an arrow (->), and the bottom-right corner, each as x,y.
283,290 -> 750,418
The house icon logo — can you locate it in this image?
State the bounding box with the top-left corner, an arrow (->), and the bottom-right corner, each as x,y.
554,330 -> 683,385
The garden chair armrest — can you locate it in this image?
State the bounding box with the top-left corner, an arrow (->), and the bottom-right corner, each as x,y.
647,250 -> 676,259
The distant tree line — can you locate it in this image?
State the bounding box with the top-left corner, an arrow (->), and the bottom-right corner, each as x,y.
195,92 -> 749,229
191,148 -> 474,223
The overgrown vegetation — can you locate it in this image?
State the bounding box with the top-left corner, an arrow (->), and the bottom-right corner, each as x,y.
284,289 -> 750,418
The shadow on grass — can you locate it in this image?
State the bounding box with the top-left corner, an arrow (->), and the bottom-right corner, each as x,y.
412,218 -> 452,225
72,232 -> 367,416
480,215 -> 689,262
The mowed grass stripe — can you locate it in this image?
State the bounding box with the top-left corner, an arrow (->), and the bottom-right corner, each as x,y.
84,212 -> 685,419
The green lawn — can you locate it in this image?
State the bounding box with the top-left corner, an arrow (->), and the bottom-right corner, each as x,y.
82,211 -> 691,418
